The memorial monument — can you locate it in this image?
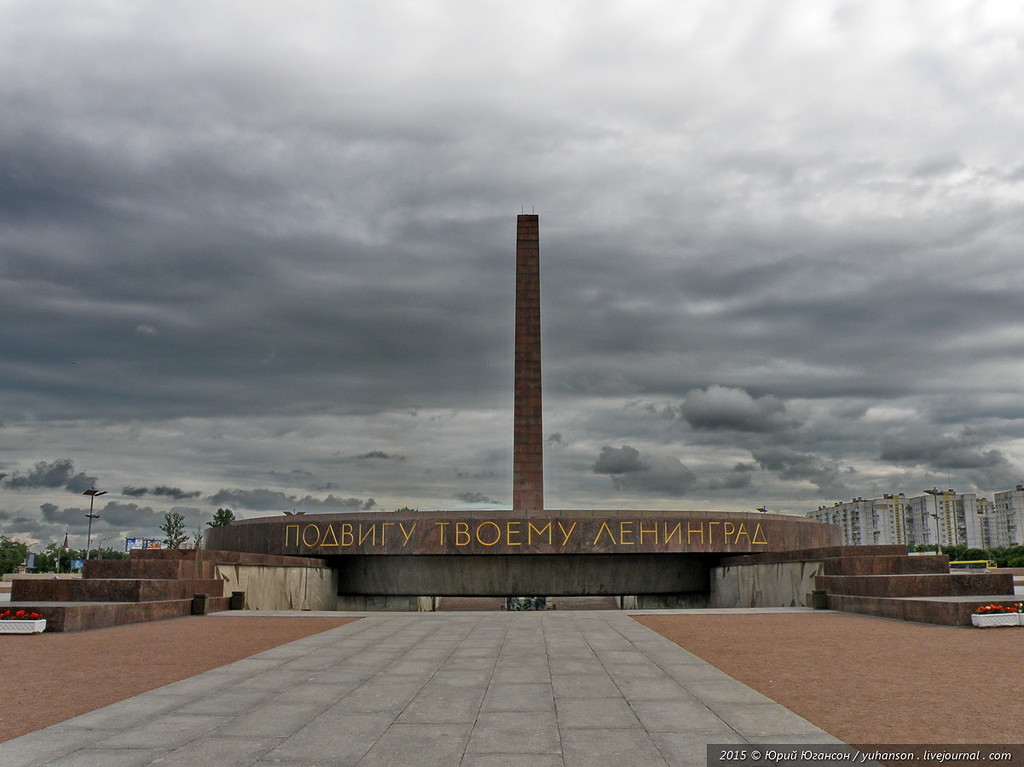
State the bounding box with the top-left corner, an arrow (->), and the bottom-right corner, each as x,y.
13,216 -> 1015,627
206,215 -> 839,605
513,214 -> 544,512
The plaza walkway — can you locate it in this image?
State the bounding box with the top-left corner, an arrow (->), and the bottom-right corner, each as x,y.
0,610 -> 841,766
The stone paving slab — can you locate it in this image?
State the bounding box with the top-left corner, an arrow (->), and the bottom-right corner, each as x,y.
0,611 -> 843,766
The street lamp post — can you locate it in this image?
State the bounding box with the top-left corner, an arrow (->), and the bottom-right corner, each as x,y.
930,513 -> 942,556
83,487 -> 107,561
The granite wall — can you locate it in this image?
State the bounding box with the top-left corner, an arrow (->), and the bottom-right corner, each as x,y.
334,553 -> 710,597
709,559 -> 824,608
215,563 -> 338,611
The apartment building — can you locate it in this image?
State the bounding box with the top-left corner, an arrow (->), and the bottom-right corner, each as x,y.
989,485 -> 1024,548
809,488 -> 998,549
810,493 -> 908,546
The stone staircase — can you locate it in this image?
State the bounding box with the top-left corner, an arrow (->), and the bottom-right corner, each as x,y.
8,549 -> 325,631
815,546 -> 1019,626
718,544 -> 1019,626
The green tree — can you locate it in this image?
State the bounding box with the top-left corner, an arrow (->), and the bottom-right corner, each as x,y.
34,542 -> 82,573
999,545 -> 1024,568
941,544 -> 968,561
93,547 -> 129,561
207,508 -> 236,527
960,547 -> 992,563
160,512 -> 188,549
0,535 -> 29,575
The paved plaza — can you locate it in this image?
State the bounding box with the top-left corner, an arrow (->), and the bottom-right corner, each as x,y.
0,610 -> 841,766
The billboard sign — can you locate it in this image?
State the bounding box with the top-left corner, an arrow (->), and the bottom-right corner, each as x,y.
125,538 -> 163,552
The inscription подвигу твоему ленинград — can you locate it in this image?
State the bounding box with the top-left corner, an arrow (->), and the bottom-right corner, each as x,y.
283,516 -> 770,556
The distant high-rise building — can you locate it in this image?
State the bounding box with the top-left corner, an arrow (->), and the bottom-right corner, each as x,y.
810,494 -> 907,546
809,488 -> 995,549
990,485 -> 1024,547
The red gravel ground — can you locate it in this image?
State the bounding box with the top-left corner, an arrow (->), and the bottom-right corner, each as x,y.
636,612 -> 1024,746
0,615 -> 356,743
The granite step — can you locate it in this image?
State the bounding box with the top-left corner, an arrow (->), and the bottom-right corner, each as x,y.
3,596 -> 231,632
11,578 -> 225,603
820,554 -> 950,576
720,544 -> 908,567
8,550 -> 331,632
84,558 -> 216,581
131,548 -> 328,568
816,571 -> 1014,598
827,594 -> 1022,626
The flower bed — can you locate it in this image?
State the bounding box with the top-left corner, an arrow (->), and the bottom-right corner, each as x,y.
0,609 -> 47,634
971,603 -> 1023,628
971,613 -> 1020,628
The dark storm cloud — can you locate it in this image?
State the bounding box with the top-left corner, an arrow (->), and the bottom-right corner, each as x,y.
752,446 -> 853,497
354,452 -> 405,461
881,433 -> 1011,471
40,502 -> 91,530
208,488 -> 376,512
3,459 -> 97,493
3,2 -> 1024,524
0,5 -> 521,424
0,515 -> 55,539
108,485 -> 201,500
33,500 -> 211,540
91,502 -> 172,529
593,446 -> 645,475
206,489 -> 301,512
152,486 -> 202,500
879,429 -> 1021,489
65,473 -> 100,493
454,492 -> 499,505
4,459 -> 75,489
40,500 -> 163,530
703,463 -> 757,491
680,386 -> 797,433
593,445 -> 697,496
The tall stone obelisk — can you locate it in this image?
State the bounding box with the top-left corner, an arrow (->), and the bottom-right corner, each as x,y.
513,214 -> 544,511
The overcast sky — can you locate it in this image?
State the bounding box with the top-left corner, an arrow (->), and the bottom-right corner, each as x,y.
3,1 -> 1024,550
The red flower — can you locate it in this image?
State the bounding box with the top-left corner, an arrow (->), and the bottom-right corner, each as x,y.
0,609 -> 44,620
975,603 -> 1018,614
